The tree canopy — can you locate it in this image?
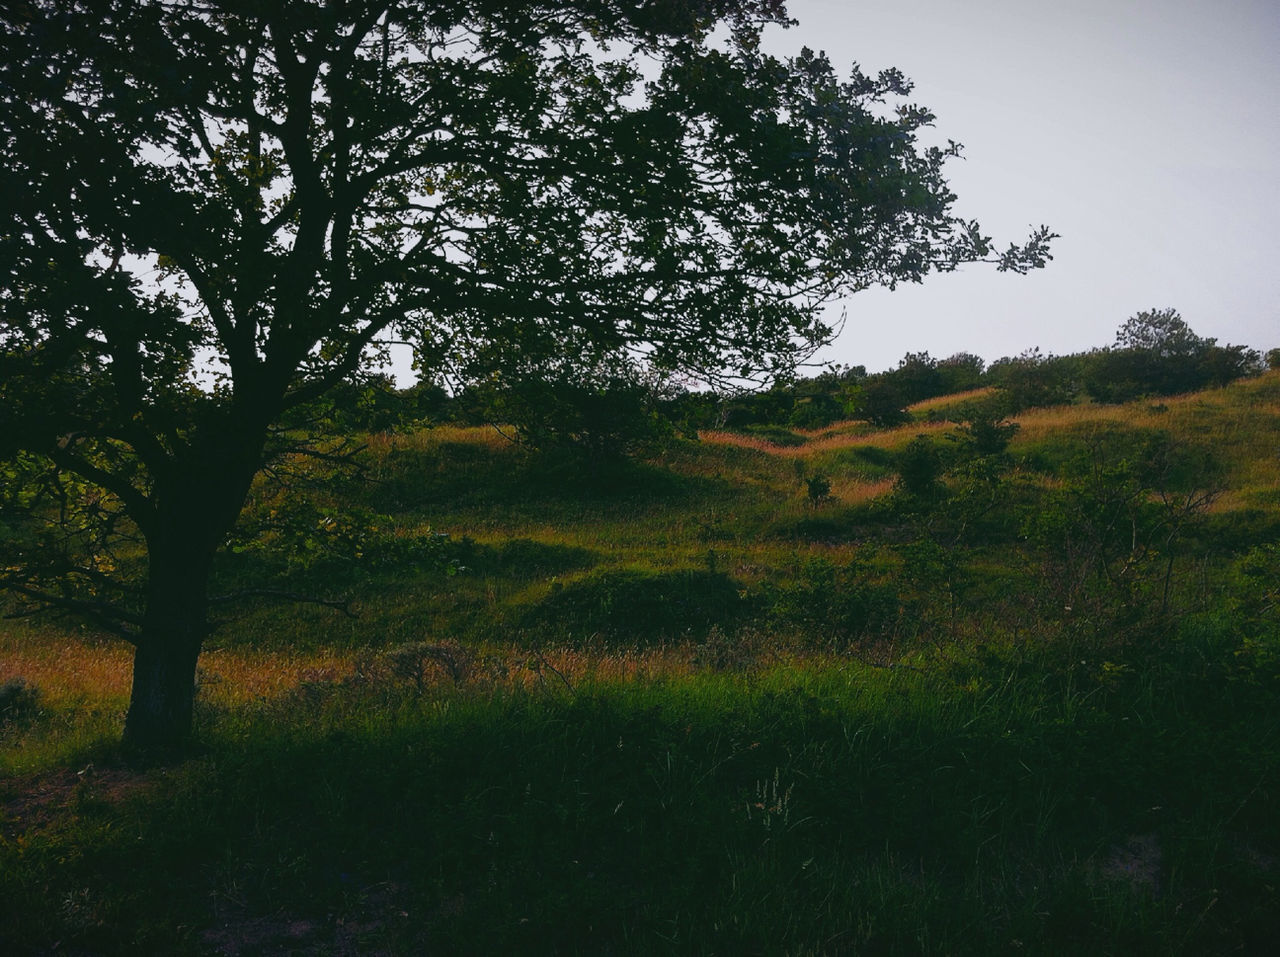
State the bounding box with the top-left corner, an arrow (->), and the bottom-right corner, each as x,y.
0,0 -> 1053,747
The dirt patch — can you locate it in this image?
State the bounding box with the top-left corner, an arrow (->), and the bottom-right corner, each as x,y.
1,763 -> 162,837
1100,832 -> 1164,894
202,882 -> 422,956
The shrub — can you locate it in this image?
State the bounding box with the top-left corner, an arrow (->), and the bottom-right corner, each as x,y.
804,473 -> 833,508
692,624 -> 769,672
524,567 -> 745,644
894,435 -> 945,501
387,641 -> 475,691
738,424 -> 807,447
753,555 -> 900,644
0,676 -> 41,729
950,412 -> 1019,459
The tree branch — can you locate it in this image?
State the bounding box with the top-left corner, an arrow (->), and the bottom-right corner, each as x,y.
208,589 -> 357,618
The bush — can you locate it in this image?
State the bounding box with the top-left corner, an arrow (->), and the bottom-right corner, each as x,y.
523,567 -> 745,644
752,555 -> 900,644
738,424 -> 807,447
894,435 -> 945,501
387,641 -> 476,691
0,676 -> 41,729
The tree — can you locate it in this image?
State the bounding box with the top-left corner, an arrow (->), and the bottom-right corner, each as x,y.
0,0 -> 1054,748
936,351 -> 985,394
1085,309 -> 1260,402
985,347 -> 1076,411
1113,307 -> 1206,358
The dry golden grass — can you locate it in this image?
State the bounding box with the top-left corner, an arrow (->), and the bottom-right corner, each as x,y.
907,387 -> 996,414
0,626 -> 133,707
797,419 -> 952,455
196,647 -> 358,708
700,419 -> 951,458
829,475 -> 896,504
364,422 -> 514,456
0,625 -> 366,713
1011,401 -> 1169,439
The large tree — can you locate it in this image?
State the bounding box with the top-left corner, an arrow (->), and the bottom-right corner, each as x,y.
0,0 -> 1053,748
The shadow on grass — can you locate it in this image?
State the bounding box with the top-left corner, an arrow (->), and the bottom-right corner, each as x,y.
4,650 -> 1278,955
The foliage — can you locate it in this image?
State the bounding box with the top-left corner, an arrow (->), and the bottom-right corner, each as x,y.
0,0 -> 1051,745
467,350 -> 675,460
4,373 -> 1280,952
751,554 -> 900,642
950,409 -> 1020,458
1021,427 -> 1221,628
1082,309 -> 1262,403
0,676 -> 42,731
844,376 -> 911,427
803,471 -> 832,508
522,567 -> 745,645
894,434 -> 946,501
985,347 -> 1078,411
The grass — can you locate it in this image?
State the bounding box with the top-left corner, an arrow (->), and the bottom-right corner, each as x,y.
3,632 -> 1276,954
4,373 -> 1280,953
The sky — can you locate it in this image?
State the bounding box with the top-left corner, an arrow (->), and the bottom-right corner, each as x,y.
762,0 -> 1280,373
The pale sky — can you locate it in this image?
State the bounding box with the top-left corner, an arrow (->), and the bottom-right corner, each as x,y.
767,0 -> 1280,372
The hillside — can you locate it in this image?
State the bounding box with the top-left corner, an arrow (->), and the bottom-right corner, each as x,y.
3,373 -> 1279,954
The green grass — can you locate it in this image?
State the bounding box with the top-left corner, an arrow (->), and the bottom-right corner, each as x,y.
4,373 -> 1280,953
3,627 -> 1277,954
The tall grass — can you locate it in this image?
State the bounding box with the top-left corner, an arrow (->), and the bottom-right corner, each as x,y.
4,373 -> 1279,953
3,627 -> 1276,954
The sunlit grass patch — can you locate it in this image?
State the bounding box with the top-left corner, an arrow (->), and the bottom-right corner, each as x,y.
702,419 -> 952,460
828,475 -> 896,504
907,386 -> 997,415
195,647 -> 358,708
0,624 -> 132,707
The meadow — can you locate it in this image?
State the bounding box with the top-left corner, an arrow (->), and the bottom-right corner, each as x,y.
3,373 -> 1279,954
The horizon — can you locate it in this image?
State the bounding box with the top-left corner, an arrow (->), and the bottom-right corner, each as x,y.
770,0 -> 1280,373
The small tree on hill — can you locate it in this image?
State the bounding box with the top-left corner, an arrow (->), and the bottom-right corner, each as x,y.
0,0 -> 1053,748
1085,309 -> 1260,402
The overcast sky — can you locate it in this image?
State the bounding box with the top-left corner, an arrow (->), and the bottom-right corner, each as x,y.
764,0 -> 1280,373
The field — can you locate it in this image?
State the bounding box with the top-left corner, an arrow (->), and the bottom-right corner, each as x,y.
3,373 -> 1280,954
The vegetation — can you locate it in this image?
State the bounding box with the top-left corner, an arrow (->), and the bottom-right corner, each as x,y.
3,370 -> 1279,953
0,0 -> 1052,749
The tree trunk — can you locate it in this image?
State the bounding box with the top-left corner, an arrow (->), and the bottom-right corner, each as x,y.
121,533 -> 215,752
120,416 -> 276,751
122,629 -> 204,752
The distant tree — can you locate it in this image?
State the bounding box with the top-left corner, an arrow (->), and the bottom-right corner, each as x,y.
1198,343 -> 1262,388
936,352 -> 986,394
787,374 -> 845,429
472,347 -> 673,461
894,434 -> 945,501
986,348 -> 1076,411
0,0 -> 1052,748
845,377 -> 911,428
1114,308 -> 1207,358
1085,309 -> 1258,402
890,351 -> 943,404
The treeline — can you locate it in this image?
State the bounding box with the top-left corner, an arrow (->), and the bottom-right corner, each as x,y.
320,309 -> 1272,447
674,308 -> 1269,433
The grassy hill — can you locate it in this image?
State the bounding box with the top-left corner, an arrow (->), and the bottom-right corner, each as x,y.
3,373 -> 1279,954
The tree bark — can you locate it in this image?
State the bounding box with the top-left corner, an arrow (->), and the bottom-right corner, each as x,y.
122,627 -> 204,752
121,522 -> 216,752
